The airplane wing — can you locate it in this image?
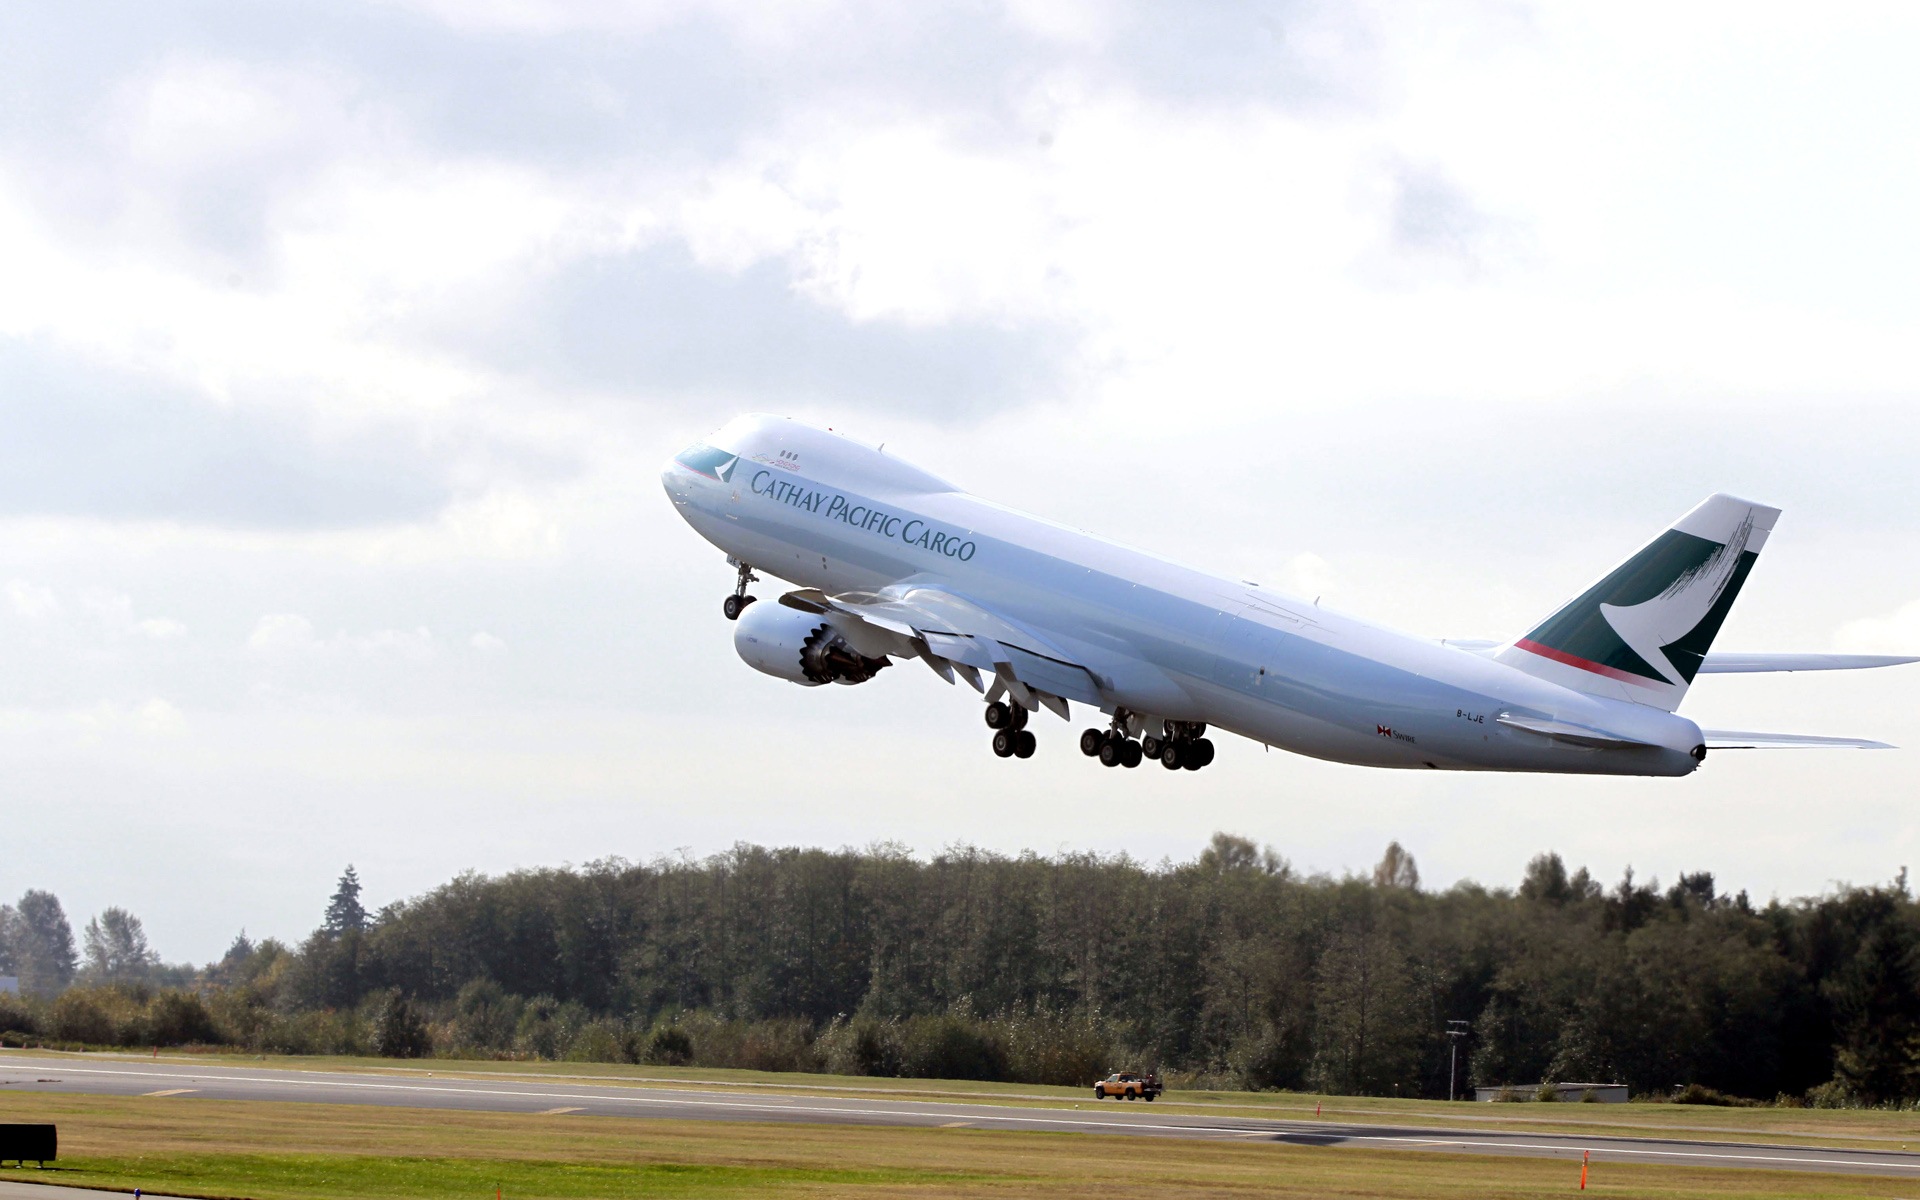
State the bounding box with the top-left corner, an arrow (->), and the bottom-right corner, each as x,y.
1702,729 -> 1895,750
779,582 -> 1105,717
1697,653 -> 1918,673
1446,644 -> 1916,674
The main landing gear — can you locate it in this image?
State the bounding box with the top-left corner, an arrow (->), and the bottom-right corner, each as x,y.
1156,721 -> 1216,771
1080,716 -> 1215,771
1079,710 -> 1144,769
985,700 -> 1036,759
722,560 -> 759,621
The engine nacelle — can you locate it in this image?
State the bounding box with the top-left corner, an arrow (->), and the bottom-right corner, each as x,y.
733,601 -> 891,686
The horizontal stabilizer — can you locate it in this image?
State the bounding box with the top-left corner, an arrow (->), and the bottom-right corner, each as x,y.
1698,652 -> 1919,674
1703,729 -> 1894,750
1497,712 -> 1656,749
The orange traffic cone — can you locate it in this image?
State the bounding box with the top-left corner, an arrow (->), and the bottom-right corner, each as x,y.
1579,1148 -> 1589,1190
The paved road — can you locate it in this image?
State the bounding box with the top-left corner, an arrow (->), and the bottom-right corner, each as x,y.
6,1052 -> 1920,1178
1,1185 -> 189,1200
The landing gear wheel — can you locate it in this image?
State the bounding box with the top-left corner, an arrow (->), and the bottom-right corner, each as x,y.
984,702 -> 1012,729
1160,742 -> 1183,770
1008,704 -> 1029,731
1080,729 -> 1105,757
1098,737 -> 1123,768
1121,740 -> 1143,768
725,561 -> 759,620
1192,738 -> 1216,768
1013,730 -> 1037,759
992,730 -> 1016,758
1141,735 -> 1162,759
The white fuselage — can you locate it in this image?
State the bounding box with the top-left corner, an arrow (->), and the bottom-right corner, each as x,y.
663,416 -> 1704,776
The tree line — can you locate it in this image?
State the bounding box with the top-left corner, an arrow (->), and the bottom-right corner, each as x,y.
4,837 -> 1918,1105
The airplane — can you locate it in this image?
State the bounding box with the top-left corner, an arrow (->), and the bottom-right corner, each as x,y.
662,414 -> 1914,777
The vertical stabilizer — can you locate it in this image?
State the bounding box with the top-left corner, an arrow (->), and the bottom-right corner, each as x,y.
1494,494 -> 1779,711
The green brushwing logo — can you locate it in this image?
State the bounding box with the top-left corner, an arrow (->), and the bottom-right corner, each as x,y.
1519,518 -> 1758,687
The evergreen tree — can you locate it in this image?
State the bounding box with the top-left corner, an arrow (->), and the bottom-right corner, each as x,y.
13,890 -> 76,994
0,903 -> 16,975
324,866 -> 368,936
82,907 -> 158,982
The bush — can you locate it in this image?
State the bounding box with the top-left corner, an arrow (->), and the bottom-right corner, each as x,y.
564,1020 -> 633,1064
896,1015 -> 1006,1082
370,992 -> 432,1058
146,991 -> 221,1046
50,991 -> 114,1045
1805,1079 -> 1859,1108
818,1016 -> 898,1078
0,993 -> 40,1038
1673,1082 -> 1762,1107
643,1025 -> 695,1067
514,997 -> 591,1060
998,1009 -> 1118,1087
450,980 -> 522,1052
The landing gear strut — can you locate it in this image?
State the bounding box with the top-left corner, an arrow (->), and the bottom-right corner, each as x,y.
987,701 -> 1035,758
722,560 -> 759,621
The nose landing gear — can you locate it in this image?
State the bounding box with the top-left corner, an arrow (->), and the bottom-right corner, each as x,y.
722,560 -> 759,621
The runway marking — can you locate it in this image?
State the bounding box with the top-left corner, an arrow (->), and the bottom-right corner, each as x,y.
141,1088 -> 197,1097
21,1061 -> 1920,1175
538,1106 -> 585,1115
940,1121 -> 971,1128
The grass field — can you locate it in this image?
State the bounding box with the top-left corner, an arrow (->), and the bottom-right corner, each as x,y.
2,1088 -> 1918,1199
45,1048 -> 1920,1153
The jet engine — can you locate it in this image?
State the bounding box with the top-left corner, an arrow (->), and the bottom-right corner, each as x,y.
732,601 -> 891,686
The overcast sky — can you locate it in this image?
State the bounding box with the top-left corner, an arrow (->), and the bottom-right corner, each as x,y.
4,1 -> 1918,964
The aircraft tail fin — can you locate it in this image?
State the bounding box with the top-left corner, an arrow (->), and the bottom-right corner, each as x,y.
1494,494 -> 1779,711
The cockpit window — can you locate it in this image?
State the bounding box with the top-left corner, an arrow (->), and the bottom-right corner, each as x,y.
674,443 -> 740,482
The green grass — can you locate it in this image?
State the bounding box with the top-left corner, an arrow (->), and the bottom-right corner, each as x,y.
7,1153 -> 969,1199
2,1088 -> 1917,1199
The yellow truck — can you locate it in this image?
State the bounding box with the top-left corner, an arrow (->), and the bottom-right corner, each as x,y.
1092,1071 -> 1164,1101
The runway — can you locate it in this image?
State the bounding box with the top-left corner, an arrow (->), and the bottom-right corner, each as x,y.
6,1052 -> 1920,1178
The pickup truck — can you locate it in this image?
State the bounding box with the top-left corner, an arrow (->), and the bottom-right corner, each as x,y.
1092,1071 -> 1164,1101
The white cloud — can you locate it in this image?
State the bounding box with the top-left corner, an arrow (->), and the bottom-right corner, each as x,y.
1835,600 -> 1920,655
246,612 -> 435,661
137,697 -> 187,735
4,579 -> 59,619
1280,553 -> 1342,603
5,0 -> 1920,961
470,631 -> 507,654
247,612 -> 319,656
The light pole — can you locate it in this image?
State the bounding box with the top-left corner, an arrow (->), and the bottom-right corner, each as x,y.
1446,1020 -> 1470,1102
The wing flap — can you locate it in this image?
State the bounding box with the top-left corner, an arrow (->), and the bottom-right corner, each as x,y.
1698,652 -> 1919,674
1703,729 -> 1894,750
